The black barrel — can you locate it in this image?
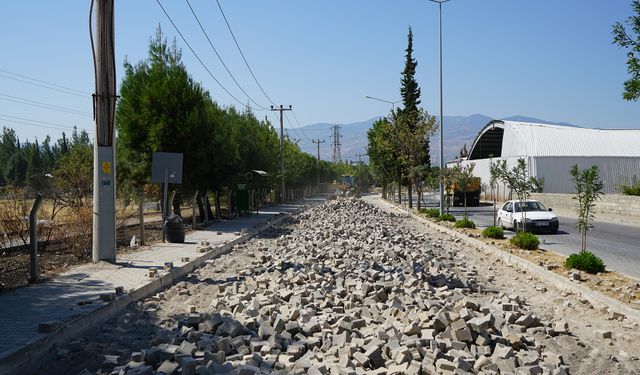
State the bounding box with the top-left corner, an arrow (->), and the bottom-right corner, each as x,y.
165,214 -> 185,243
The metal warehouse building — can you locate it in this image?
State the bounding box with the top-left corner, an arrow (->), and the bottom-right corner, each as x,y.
456,120 -> 640,195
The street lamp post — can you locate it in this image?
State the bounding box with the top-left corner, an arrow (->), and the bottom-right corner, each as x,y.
429,0 -> 450,215
364,96 -> 401,111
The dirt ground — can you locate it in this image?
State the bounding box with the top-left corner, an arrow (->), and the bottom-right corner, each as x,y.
0,222 -> 168,291
428,215 -> 640,306
35,197 -> 640,375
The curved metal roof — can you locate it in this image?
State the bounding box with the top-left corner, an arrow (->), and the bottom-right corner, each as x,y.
468,120 -> 640,159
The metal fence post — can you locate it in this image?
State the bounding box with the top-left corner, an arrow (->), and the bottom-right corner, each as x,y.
29,193 -> 44,283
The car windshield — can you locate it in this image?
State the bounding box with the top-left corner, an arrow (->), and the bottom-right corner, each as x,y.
514,201 -> 547,212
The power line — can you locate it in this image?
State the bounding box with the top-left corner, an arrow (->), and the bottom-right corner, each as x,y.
0,93 -> 91,116
0,113 -> 83,132
156,0 -> 246,107
185,0 -> 267,110
289,110 -> 312,143
0,68 -> 91,96
215,0 -> 275,105
0,72 -> 89,98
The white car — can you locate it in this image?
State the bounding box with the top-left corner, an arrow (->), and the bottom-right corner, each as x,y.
497,200 -> 559,234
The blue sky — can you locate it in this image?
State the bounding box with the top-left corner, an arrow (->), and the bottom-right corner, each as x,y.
1,0 -> 639,149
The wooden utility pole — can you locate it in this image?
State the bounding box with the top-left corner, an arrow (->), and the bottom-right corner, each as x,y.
312,139 -> 325,186
270,105 -> 292,203
92,0 -> 117,262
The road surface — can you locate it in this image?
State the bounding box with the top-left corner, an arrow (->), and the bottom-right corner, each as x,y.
391,192 -> 640,280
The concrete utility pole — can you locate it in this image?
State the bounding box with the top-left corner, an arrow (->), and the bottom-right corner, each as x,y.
355,153 -> 366,191
92,0 -> 117,262
312,139 -> 325,186
270,105 -> 292,203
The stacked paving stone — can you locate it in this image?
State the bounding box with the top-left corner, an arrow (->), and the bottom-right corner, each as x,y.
96,197 -> 571,375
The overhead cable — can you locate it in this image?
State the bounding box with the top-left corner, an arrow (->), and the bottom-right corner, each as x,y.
156,0 -> 246,107
185,0 -> 267,110
215,0 -> 276,105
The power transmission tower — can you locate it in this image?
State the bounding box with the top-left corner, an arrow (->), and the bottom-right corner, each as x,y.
312,139 -> 325,186
331,125 -> 342,163
355,153 -> 366,164
92,0 -> 117,262
270,105 -> 292,202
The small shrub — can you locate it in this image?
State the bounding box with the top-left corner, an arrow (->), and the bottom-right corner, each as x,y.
510,232 -> 539,250
564,251 -> 606,274
437,213 -> 456,222
418,208 -> 441,218
454,217 -> 476,229
482,226 -> 504,239
619,176 -> 640,196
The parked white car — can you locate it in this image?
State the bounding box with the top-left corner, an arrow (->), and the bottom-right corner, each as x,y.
497,200 -> 559,234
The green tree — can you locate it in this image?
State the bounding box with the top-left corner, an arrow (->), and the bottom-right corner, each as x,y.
441,164 -> 460,213
453,162 -> 476,217
367,117 -> 398,200
52,136 -> 93,209
570,165 -> 604,252
493,158 -> 538,232
394,27 -> 436,209
613,0 -> 640,101
116,27 -> 211,216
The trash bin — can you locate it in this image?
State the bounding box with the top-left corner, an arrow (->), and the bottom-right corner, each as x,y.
165,214 -> 185,243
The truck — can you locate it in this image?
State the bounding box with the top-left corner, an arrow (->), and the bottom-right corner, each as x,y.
451,177 -> 481,207
337,174 -> 360,197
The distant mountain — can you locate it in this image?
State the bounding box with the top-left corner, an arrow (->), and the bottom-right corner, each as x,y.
297,115 -> 577,163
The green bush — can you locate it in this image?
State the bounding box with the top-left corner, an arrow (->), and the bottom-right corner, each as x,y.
418,208 -> 441,218
620,176 -> 640,196
510,232 -> 539,250
564,251 -> 606,274
454,217 -> 476,229
482,226 -> 504,239
437,213 -> 456,222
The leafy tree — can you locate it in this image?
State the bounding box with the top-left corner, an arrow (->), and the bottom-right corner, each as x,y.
613,0 -> 640,101
0,127 -> 19,185
489,157 -> 500,226
570,165 -> 604,252
116,27 -> 211,216
52,131 -> 93,209
395,27 -> 433,209
440,164 -> 460,213
393,108 -> 437,210
367,117 -> 398,200
453,162 -> 476,217
493,158 -> 538,232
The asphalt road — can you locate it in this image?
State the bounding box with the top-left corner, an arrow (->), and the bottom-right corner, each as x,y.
392,192 -> 640,280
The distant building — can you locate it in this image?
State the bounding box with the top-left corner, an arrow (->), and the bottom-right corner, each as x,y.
452,120 -> 640,195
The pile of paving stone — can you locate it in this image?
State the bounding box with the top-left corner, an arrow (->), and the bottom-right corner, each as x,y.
90,197 -> 572,375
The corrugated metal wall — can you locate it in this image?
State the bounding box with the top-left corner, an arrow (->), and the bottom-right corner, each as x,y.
459,156 -> 640,196
534,156 -> 640,194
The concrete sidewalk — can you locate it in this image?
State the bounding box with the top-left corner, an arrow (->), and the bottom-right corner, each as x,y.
0,198 -> 323,374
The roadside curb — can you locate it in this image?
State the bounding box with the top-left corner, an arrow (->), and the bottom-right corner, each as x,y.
0,204 -> 307,375
381,199 -> 640,323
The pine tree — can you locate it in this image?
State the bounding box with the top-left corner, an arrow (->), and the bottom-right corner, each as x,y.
396,27 -> 434,209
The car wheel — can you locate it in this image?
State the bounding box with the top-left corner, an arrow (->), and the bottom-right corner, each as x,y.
497,218 -> 504,229
513,221 -> 519,232
550,228 -> 558,234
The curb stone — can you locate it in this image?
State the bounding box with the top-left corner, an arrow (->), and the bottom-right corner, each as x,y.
380,198 -> 640,323
0,204 -> 309,375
